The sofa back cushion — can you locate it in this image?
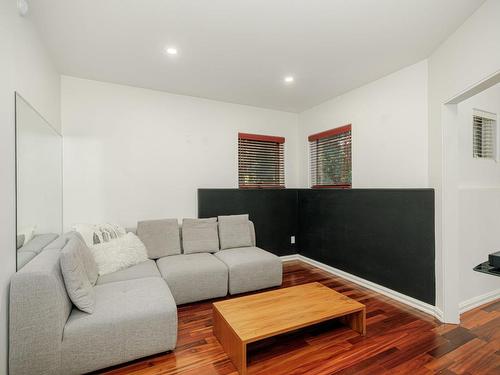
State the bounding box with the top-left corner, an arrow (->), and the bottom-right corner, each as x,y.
182,218 -> 219,254
75,235 -> 99,286
49,232 -> 99,285
218,214 -> 252,250
60,238 -> 96,314
249,220 -> 256,247
137,219 -> 181,259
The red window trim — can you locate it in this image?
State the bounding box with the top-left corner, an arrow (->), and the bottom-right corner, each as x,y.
312,184 -> 352,189
239,184 -> 285,189
308,124 -> 351,142
239,132 -> 285,144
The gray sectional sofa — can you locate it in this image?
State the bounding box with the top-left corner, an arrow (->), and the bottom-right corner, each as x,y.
9,216 -> 282,375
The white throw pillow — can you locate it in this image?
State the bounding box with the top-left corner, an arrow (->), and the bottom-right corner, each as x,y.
99,223 -> 127,242
72,223 -> 126,247
89,232 -> 148,276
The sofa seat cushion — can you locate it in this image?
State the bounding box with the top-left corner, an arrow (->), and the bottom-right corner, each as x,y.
156,253 -> 228,305
96,259 -> 161,285
214,247 -> 282,295
62,277 -> 177,374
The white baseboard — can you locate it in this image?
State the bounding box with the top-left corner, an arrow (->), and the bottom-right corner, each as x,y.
280,254 -> 443,322
459,289 -> 500,313
280,254 -> 300,262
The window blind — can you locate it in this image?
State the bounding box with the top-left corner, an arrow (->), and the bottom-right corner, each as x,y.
309,125 -> 352,188
473,109 -> 496,160
238,133 -> 285,189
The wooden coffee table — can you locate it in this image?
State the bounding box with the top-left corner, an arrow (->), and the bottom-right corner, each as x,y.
213,282 -> 366,375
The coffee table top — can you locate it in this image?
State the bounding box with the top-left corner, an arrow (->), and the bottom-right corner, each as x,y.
213,282 -> 365,343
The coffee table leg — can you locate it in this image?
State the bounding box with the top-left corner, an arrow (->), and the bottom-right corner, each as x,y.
341,308 -> 366,335
213,307 -> 247,374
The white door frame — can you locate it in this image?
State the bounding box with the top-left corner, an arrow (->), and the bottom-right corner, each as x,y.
439,70 -> 500,323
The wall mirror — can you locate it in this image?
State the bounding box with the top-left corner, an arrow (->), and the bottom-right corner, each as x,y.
15,93 -> 62,270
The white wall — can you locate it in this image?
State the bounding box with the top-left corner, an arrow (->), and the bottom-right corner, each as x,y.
0,2 -> 61,373
428,0 -> 500,322
297,60 -> 429,188
457,84 -> 500,306
459,189 -> 500,307
61,76 -> 298,229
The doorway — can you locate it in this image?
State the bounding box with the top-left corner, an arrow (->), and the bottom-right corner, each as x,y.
441,71 -> 500,323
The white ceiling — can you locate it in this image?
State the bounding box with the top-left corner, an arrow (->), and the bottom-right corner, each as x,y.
28,0 -> 485,112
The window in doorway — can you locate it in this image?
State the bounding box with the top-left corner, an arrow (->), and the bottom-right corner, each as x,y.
473,109 -> 497,160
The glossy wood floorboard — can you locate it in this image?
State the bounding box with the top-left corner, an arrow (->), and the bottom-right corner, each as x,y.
97,260 -> 500,375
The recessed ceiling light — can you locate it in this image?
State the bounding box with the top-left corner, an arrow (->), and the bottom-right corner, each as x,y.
284,76 -> 294,84
165,47 -> 178,56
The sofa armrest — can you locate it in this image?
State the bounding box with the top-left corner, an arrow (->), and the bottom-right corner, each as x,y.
9,250 -> 72,375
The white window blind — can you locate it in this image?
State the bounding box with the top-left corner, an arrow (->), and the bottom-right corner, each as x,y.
309,125 -> 352,188
238,133 -> 285,189
473,109 -> 497,160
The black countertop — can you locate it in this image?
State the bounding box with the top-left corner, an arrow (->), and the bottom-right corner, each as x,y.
473,261 -> 500,277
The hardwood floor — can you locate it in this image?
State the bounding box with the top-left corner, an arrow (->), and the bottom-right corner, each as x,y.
98,260 -> 500,375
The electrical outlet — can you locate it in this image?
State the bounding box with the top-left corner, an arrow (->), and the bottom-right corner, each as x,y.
290,236 -> 296,244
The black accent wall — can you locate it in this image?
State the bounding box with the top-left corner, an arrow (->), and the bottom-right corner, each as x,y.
297,189 -> 435,304
198,189 -> 298,256
197,188 -> 435,305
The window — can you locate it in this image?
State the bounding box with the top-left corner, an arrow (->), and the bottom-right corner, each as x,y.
473,109 -> 497,160
238,132 -> 285,188
309,124 -> 352,188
